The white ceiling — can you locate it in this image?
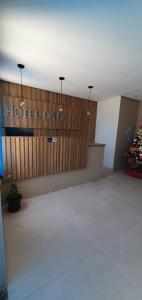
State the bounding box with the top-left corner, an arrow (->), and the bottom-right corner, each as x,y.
0,0 -> 142,101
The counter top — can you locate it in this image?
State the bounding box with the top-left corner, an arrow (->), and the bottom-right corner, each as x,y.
88,143 -> 105,147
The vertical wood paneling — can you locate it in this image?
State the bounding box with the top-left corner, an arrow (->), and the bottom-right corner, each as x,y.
2,136 -> 88,180
28,138 -> 33,178
33,137 -> 37,177
2,137 -> 7,177
11,137 -> 17,180
47,139 -> 50,175
6,136 -> 11,176
56,137 -> 60,173
16,137 -> 21,180
20,137 -> 25,179
40,137 -> 44,176
25,137 -> 29,178
36,138 -> 39,176
50,141 -> 53,174
1,78 -> 93,180
43,137 -> 47,176
1,80 -> 97,143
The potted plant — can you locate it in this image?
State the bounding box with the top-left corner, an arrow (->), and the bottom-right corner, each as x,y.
7,183 -> 22,213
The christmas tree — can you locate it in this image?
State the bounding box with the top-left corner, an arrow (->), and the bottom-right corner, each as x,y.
126,124 -> 142,169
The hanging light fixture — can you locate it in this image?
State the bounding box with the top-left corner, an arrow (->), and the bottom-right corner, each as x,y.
17,63 -> 25,107
59,76 -> 65,112
86,85 -> 94,116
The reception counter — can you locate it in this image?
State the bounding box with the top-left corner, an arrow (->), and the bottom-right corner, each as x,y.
1,80 -> 101,199
16,144 -> 105,198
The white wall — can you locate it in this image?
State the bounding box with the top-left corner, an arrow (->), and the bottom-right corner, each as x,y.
95,96 -> 121,169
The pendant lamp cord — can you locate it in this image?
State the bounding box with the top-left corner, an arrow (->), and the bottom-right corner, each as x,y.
89,88 -> 91,100
60,80 -> 62,106
20,68 -> 23,99
88,88 -> 91,112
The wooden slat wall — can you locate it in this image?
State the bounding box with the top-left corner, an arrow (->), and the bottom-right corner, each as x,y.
2,136 -> 88,180
0,80 -> 97,143
33,129 -> 81,137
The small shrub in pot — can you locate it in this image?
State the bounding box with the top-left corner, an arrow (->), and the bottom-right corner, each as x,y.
7,183 -> 22,213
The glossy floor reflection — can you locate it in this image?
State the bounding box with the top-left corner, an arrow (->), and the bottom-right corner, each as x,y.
4,173 -> 142,300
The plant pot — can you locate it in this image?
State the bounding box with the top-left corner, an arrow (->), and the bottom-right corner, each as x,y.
7,198 -> 21,213
7,183 -> 23,212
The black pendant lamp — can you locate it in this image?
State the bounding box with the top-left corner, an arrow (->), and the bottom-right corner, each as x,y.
17,63 -> 25,107
87,85 -> 94,116
59,76 -> 65,112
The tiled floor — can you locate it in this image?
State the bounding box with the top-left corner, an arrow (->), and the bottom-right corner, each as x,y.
4,173 -> 142,300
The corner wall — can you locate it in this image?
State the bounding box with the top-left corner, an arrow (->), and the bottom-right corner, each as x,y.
136,101 -> 142,129
114,97 -> 139,169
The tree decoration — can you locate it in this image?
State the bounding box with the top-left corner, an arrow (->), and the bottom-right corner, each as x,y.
125,124 -> 142,176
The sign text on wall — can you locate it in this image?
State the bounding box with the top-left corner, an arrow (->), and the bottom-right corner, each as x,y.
6,106 -> 75,122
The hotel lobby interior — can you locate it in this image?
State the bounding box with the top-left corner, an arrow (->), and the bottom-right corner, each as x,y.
0,1 -> 142,300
